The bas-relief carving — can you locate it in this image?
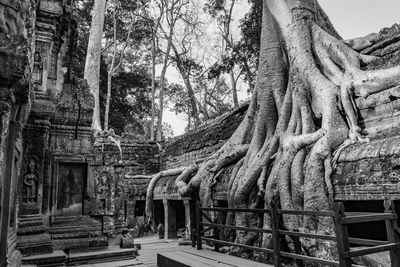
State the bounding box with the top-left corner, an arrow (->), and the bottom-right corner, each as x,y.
23,158 -> 38,203
96,171 -> 110,198
33,51 -> 43,88
34,41 -> 52,92
114,166 -> 128,222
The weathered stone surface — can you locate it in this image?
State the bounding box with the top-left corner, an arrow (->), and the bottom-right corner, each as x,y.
346,33 -> 382,51
162,104 -> 248,170
90,138 -> 160,233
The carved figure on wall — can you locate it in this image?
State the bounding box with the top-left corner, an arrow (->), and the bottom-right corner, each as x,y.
96,171 -> 110,198
23,158 -> 38,203
33,51 -> 43,86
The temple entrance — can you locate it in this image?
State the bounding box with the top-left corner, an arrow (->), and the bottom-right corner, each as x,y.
154,200 -> 164,227
56,162 -> 87,216
175,201 -> 186,238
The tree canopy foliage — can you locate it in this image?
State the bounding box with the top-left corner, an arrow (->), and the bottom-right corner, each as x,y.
77,0 -> 265,138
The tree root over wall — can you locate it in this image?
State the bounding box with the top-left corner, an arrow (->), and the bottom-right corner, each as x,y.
146,0 -> 400,263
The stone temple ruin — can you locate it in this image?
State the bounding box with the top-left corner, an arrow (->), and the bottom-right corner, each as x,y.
0,0 -> 160,265
1,0 -> 400,266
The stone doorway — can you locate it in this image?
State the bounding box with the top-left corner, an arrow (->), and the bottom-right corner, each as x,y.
55,162 -> 87,216
154,200 -> 164,227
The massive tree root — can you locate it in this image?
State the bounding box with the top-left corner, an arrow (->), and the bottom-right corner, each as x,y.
172,0 -> 400,262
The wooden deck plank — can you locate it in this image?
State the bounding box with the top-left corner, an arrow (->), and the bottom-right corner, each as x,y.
135,236 -> 181,267
159,250 -> 232,267
181,249 -> 273,267
158,247 -> 273,267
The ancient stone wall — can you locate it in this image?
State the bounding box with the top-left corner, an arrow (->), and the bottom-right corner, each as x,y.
0,0 -> 35,265
161,104 -> 248,170
334,24 -> 400,201
88,137 -> 160,233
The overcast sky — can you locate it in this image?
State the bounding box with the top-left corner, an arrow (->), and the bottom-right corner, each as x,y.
164,0 -> 400,136
319,0 -> 399,39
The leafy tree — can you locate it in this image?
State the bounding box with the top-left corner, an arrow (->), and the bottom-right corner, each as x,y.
161,122 -> 175,141
103,0 -> 151,130
100,68 -> 152,135
73,0 -> 153,136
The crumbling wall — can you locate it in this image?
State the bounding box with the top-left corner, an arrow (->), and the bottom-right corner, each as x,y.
333,24 -> 400,201
88,137 -> 160,233
162,104 -> 248,170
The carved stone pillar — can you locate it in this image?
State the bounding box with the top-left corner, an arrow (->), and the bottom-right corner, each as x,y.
163,199 -> 177,239
183,199 -> 191,239
0,90 -> 16,267
19,100 -> 55,216
16,100 -> 54,256
0,0 -> 34,265
162,199 -> 169,239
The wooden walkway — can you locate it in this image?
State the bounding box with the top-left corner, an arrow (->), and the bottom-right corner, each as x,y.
135,236 -> 181,267
158,248 -> 273,267
135,235 -> 273,267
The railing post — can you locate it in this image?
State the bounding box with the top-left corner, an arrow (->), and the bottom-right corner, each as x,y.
212,201 -> 220,252
270,199 -> 281,267
191,226 -> 195,247
196,201 -> 202,250
258,209 -> 264,248
334,202 -> 352,267
384,199 -> 400,267
292,229 -> 304,267
214,224 -> 220,252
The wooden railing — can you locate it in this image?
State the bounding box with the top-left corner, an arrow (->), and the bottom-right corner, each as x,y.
192,199 -> 400,267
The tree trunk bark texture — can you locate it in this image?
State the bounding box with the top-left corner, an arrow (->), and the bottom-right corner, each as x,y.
84,0 -> 106,131
150,39 -> 157,141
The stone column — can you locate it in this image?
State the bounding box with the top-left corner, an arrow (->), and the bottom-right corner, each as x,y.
183,199 -> 191,239
0,0 -> 34,264
163,199 -> 177,239
0,95 -> 16,266
19,101 -> 54,216
162,199 -> 169,239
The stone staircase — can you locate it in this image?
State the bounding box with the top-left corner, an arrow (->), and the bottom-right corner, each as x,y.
49,216 -> 107,252
67,247 -> 138,266
22,250 -> 67,267
17,215 -> 53,256
20,215 -> 140,266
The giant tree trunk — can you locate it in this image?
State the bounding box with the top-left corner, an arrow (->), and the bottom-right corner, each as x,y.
171,44 -> 200,127
172,0 -> 400,262
84,0 -> 106,131
150,15 -> 162,141
156,19 -> 174,141
156,46 -> 170,141
150,38 -> 157,141
230,70 -> 239,108
104,3 -> 117,131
